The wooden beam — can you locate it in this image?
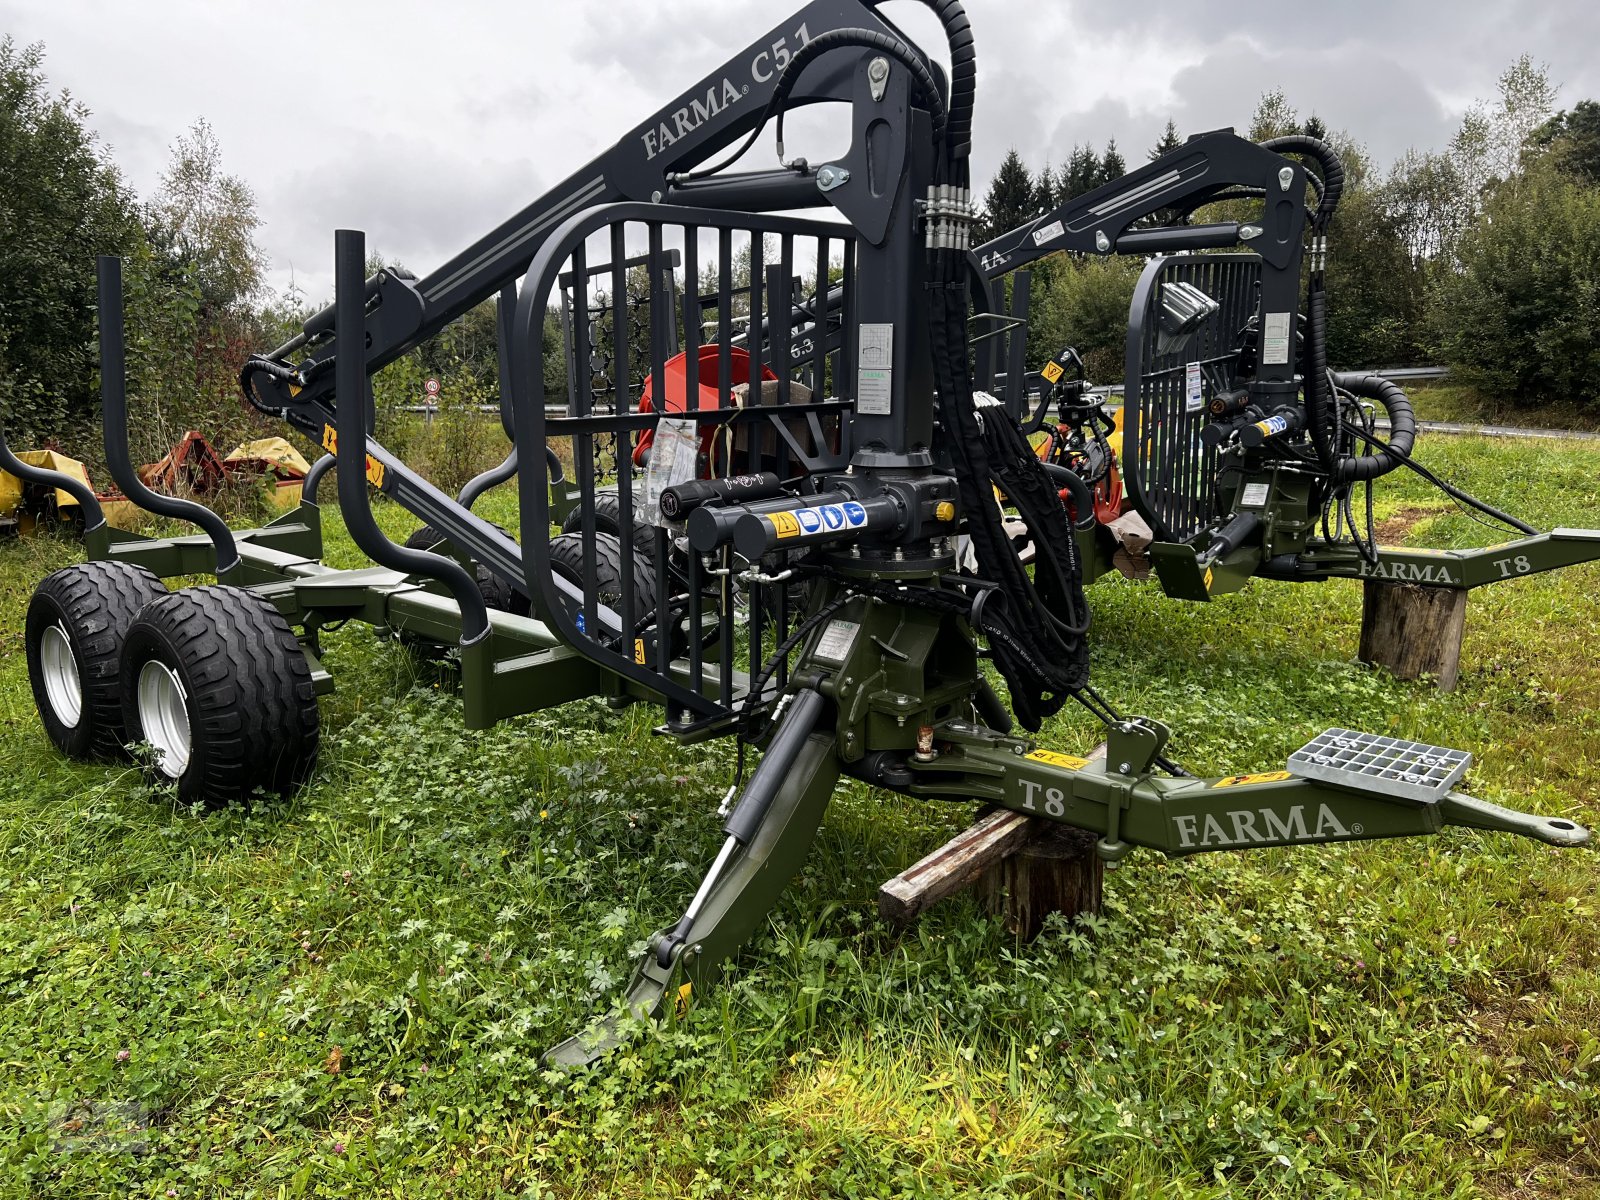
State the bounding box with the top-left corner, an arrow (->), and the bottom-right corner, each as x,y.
878,807 -> 1034,927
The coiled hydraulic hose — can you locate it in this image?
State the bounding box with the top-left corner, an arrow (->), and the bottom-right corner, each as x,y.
1330,371 -> 1416,481
874,0 -> 975,156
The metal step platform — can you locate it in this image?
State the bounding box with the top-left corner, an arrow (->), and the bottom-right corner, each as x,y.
1288,728 -> 1471,804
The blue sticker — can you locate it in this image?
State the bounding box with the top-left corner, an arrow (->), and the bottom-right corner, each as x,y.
796,508 -> 822,534
842,502 -> 867,527
821,505 -> 846,530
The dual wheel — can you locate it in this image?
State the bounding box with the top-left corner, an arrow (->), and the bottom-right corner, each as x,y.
25,562 -> 319,806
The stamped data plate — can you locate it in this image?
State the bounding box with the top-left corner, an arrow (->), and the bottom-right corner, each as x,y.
1288,728 -> 1471,804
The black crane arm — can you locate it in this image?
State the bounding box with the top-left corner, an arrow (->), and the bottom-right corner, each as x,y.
242,0 -> 945,435
971,129 -> 1310,280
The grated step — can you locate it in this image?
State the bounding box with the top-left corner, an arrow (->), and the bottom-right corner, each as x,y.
1288,728 -> 1471,804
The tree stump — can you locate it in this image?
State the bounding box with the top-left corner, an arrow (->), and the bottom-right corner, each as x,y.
976,821 -> 1103,940
1358,581 -> 1469,692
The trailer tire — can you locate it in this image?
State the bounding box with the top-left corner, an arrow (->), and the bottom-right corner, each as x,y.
25,561 -> 167,760
547,532 -> 656,621
562,490 -> 658,558
119,585 -> 320,806
404,523 -> 530,617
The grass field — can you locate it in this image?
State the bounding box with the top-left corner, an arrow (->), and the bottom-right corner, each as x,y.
1,432 -> 1598,1199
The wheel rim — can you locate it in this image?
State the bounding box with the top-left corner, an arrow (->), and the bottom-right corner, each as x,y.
40,624 -> 82,728
137,660 -> 191,778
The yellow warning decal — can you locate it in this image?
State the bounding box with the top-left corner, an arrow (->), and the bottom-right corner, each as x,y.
321,425 -> 386,489
1027,749 -> 1089,771
770,511 -> 801,539
1212,770 -> 1293,789
1041,360 -> 1065,384
675,982 -> 693,1017
1203,567 -> 1215,592
634,638 -> 647,665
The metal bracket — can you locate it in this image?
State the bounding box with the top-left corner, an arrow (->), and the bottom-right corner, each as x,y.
1106,717 -> 1169,777
816,164 -> 851,192
868,56 -> 889,101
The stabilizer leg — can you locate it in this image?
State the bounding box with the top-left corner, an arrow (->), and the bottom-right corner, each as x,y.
547,690 -> 840,1067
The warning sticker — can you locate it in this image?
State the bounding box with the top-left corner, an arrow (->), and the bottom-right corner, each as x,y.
796,508 -> 822,534
842,501 -> 867,527
1203,567 -> 1215,592
1041,360 -> 1065,385
1241,482 -> 1271,508
1261,312 -> 1292,365
634,638 -> 647,665
857,323 -> 894,416
1212,770 -> 1293,789
770,511 -> 801,539
1027,749 -> 1089,771
1185,361 -> 1204,414
320,425 -> 386,488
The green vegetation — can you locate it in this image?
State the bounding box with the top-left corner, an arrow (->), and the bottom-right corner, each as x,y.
1,430 -> 1596,1198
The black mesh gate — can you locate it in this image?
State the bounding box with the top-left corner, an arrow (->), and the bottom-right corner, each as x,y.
511,203 -> 857,723
1121,253 -> 1260,543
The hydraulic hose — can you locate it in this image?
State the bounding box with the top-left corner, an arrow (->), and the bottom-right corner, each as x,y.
874,0 -> 975,155
772,30 -> 948,155
1330,372 -> 1416,482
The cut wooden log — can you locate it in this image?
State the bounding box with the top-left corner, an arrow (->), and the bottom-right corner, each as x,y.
1358,580 -> 1468,692
878,744 -> 1106,938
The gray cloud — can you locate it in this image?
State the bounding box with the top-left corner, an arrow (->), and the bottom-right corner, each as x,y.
0,0 -> 1594,305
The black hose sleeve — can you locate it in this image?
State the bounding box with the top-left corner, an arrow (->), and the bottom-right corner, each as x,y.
875,0 -> 975,155
1330,372 -> 1416,482
1304,279 -> 1336,471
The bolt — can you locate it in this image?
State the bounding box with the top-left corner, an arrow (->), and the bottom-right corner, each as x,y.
1118,762 -> 1132,774
1278,166 -> 1294,192
1094,230 -> 1111,252
651,190 -> 663,203
868,57 -> 889,83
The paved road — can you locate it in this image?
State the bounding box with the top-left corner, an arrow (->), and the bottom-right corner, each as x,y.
1381,419 -> 1600,443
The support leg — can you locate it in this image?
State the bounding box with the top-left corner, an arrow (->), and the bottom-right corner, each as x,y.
546,695 -> 840,1067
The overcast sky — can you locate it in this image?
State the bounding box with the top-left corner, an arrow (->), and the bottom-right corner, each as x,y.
4,0 -> 1597,304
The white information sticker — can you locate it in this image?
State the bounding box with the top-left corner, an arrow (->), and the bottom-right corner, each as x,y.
1031,219 -> 1065,246
813,619 -> 861,663
1262,312 -> 1292,365
1241,482 -> 1271,508
857,323 -> 894,416
1185,361 -> 1204,413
